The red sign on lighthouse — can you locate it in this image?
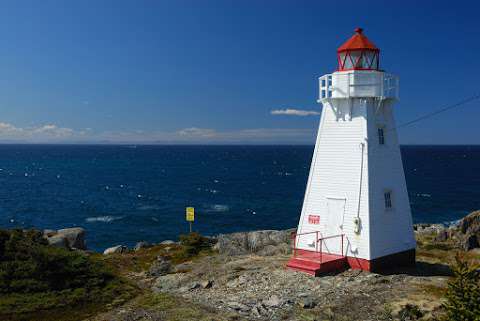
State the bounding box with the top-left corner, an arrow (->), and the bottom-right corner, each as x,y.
308,215 -> 320,224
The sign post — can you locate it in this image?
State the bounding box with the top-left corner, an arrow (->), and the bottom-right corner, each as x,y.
186,207 -> 195,233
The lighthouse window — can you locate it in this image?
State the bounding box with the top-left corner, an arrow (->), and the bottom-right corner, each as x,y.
344,53 -> 354,69
377,127 -> 385,145
362,51 -> 375,68
384,191 -> 393,209
339,52 -> 347,69
350,50 -> 362,68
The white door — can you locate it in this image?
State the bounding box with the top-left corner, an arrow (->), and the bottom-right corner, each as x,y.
324,198 -> 345,255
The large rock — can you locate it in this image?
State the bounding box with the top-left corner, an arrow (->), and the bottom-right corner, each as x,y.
258,243 -> 291,256
413,223 -> 445,235
263,295 -> 283,308
134,241 -> 151,251
148,256 -> 172,276
451,211 -> 480,251
160,240 -> 176,245
43,227 -> 86,250
459,210 -> 480,235
43,229 -> 56,237
57,227 -> 86,250
153,273 -> 188,293
173,262 -> 192,273
434,229 -> 449,242
103,245 -> 128,255
463,234 -> 479,251
200,280 -> 213,289
298,297 -> 316,309
47,234 -> 69,249
215,229 -> 294,256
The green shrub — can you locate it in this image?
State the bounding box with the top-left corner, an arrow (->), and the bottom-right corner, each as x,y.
0,229 -> 136,319
398,304 -> 423,321
442,254 -> 480,321
172,232 -> 214,262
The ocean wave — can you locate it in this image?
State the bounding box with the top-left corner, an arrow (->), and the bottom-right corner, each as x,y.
442,219 -> 462,227
85,215 -> 124,223
138,205 -> 161,211
207,204 -> 229,212
415,193 -> 431,198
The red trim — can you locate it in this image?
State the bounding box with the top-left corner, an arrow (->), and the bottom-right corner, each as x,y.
338,48 -> 379,53
347,256 -> 371,271
347,249 -> 416,272
336,67 -> 379,72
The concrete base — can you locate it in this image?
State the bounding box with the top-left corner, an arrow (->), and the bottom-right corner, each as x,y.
347,248 -> 416,273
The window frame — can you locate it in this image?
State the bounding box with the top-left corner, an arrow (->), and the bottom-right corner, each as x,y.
377,126 -> 385,145
383,190 -> 393,210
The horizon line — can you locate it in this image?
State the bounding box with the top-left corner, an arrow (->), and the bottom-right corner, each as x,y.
0,142 -> 479,147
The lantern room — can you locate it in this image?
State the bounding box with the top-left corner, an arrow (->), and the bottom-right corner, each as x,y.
337,28 -> 379,71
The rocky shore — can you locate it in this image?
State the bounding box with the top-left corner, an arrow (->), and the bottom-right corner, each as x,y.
84,211 -> 479,321
46,210 -> 480,256
414,210 -> 480,251
38,211 -> 480,320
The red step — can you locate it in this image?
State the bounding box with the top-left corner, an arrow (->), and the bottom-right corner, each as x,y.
287,252 -> 347,276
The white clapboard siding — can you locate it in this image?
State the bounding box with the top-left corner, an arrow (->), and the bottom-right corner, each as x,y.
366,100 -> 416,258
295,70 -> 415,262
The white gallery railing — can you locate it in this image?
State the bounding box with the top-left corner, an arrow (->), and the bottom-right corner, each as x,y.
319,71 -> 399,102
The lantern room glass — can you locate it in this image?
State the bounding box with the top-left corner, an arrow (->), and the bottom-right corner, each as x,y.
337,50 -> 379,71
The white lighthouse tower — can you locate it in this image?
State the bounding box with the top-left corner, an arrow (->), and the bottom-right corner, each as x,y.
287,28 -> 416,275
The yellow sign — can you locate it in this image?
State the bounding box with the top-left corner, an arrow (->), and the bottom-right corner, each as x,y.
186,207 -> 195,222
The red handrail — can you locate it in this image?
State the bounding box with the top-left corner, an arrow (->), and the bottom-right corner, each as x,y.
291,230 -> 322,237
291,232 -> 345,263
318,233 -> 344,241
291,231 -> 322,259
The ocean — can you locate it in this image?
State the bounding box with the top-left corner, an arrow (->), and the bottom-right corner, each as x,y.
0,145 -> 479,252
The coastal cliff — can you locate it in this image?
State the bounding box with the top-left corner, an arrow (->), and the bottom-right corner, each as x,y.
1,212 -> 480,321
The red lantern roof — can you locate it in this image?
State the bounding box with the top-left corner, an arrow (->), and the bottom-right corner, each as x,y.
337,28 -> 379,53
336,28 -> 380,71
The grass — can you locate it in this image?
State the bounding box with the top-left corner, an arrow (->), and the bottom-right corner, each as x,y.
98,244 -> 181,274
421,283 -> 448,298
0,229 -> 138,321
136,292 -> 238,321
99,232 -> 216,275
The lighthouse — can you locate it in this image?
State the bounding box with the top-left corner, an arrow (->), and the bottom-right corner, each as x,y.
287,28 -> 416,275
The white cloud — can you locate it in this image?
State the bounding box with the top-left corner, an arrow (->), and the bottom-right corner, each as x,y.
0,121 -> 315,144
270,108 -> 320,116
33,124 -> 74,137
0,122 -> 77,141
177,127 -> 217,138
0,122 -> 24,135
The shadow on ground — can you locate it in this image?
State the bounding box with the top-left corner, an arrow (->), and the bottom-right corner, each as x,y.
377,261 -> 453,277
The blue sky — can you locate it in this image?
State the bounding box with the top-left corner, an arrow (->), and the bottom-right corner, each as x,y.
0,0 -> 478,144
